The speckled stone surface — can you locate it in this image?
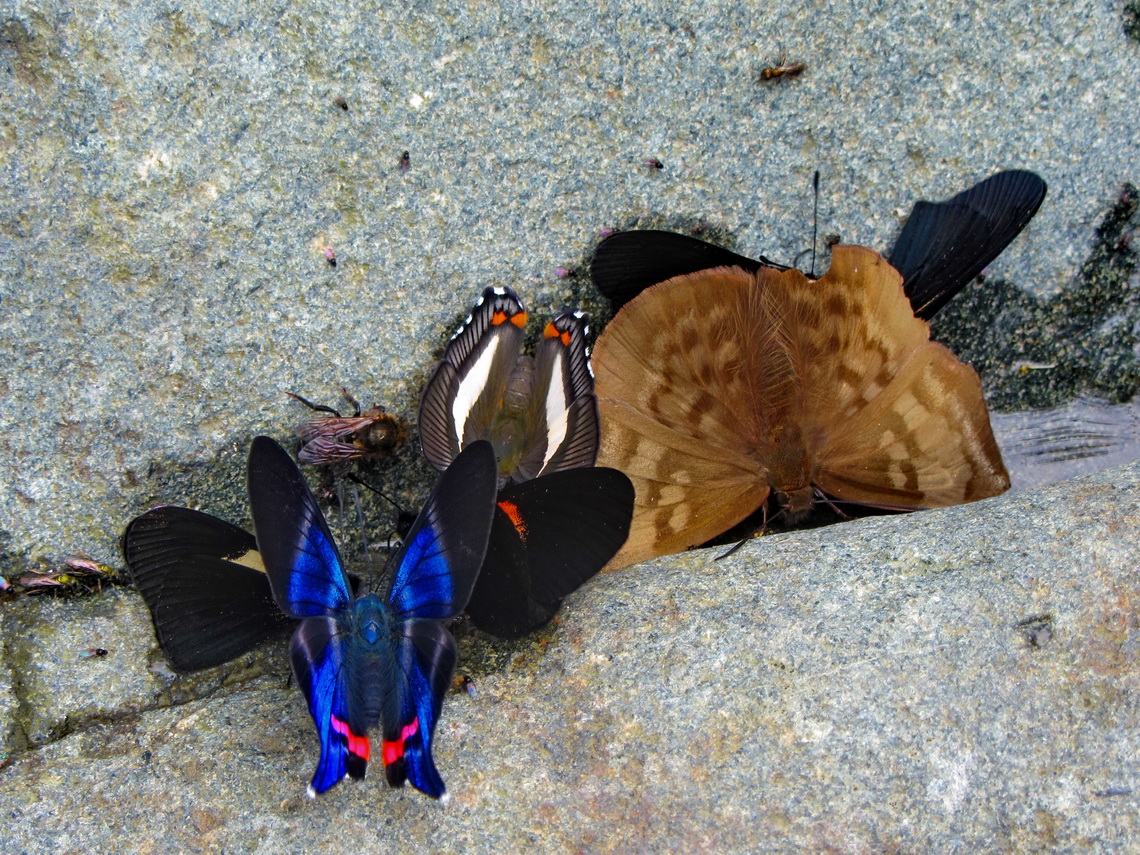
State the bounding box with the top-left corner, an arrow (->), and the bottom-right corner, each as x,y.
1,0 -> 1139,850
0,462 -> 1137,852
1,0 -> 1138,569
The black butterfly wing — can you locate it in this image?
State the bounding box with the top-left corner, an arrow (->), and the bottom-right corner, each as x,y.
419,287 -> 528,472
889,169 -> 1047,320
590,230 -> 784,310
247,436 -> 353,618
121,506 -> 292,672
465,467 -> 634,639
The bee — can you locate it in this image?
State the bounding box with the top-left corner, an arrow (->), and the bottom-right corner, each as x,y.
399,150 -> 411,172
287,388 -> 408,465
643,158 -> 664,170
333,96 -> 348,111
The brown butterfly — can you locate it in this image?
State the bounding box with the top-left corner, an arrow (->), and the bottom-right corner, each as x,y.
592,244 -> 1010,570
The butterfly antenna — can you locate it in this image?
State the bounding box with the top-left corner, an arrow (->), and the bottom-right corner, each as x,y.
346,473 -> 413,548
347,484 -> 374,573
810,170 -> 820,278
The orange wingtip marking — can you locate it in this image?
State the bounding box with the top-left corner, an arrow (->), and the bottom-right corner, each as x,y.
544,322 -> 572,346
511,310 -> 529,328
498,499 -> 528,540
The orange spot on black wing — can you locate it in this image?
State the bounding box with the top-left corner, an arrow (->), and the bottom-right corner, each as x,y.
511,310 -> 529,329
498,499 -> 528,541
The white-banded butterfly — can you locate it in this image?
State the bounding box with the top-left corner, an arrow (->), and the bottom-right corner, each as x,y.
419,287 -> 633,637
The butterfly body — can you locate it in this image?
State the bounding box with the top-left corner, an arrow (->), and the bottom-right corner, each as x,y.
594,246 -> 1010,570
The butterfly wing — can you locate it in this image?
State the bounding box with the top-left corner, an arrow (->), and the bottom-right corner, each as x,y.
290,615 -> 370,796
387,439 -> 499,621
593,267 -> 782,569
512,309 -> 600,481
772,245 -> 1010,507
371,441 -> 496,799
814,340 -> 1010,507
384,620 -> 457,799
247,435 -> 352,618
889,169 -> 1047,320
590,230 -> 786,309
121,506 -> 292,672
465,467 -> 635,638
419,287 -> 528,472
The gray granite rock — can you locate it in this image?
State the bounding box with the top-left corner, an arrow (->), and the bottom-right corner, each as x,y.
1,0 -> 1139,850
1,0 -> 1138,570
0,462 -> 1136,852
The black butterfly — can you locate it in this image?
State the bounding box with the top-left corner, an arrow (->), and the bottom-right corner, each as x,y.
590,169 -> 1047,320
249,436 -> 498,799
122,506 -> 291,672
419,287 -> 633,638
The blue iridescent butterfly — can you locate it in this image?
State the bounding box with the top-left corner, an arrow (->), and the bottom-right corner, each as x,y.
247,435 -> 498,799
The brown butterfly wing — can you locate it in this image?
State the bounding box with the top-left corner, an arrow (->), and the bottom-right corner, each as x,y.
813,340 -> 1010,506
594,267 -> 777,569
775,246 -> 932,429
598,399 -> 766,570
778,245 -> 1008,507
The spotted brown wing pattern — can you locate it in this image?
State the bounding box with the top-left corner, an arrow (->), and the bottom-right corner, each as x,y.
593,244 -> 1009,571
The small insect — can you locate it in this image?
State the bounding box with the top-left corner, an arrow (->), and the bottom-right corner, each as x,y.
322,246 -> 337,268
287,388 -> 408,465
759,60 -> 807,81
454,674 -> 478,698
554,267 -> 573,278
17,556 -> 121,595
399,150 -> 410,172
80,647 -> 110,658
333,96 -> 348,111
644,158 -> 664,170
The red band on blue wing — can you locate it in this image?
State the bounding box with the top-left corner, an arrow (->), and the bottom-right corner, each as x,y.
331,714 -> 372,763
382,718 -> 421,766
